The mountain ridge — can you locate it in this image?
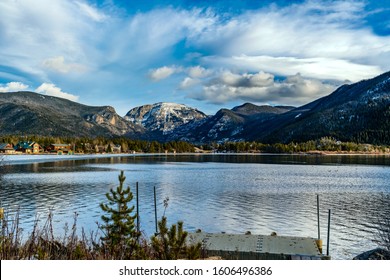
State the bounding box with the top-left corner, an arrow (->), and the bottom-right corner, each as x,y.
243,71 -> 390,144
124,102 -> 207,139
0,91 -> 144,138
1,71 -> 390,144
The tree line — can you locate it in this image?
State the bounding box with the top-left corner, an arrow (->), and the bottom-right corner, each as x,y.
1,135 -> 389,154
206,137 -> 390,153
0,135 -> 195,153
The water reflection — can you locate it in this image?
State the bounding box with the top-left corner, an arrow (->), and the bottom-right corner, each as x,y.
1,154 -> 389,260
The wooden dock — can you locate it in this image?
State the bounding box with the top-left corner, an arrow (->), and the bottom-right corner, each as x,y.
188,232 -> 327,260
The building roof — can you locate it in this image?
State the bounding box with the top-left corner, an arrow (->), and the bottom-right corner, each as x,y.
51,144 -> 71,147
15,141 -> 38,149
0,143 -> 13,150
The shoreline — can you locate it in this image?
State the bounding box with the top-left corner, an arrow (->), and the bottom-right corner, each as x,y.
3,151 -> 389,166
294,150 -> 390,156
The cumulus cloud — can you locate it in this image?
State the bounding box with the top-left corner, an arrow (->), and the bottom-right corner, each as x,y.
0,0 -> 388,111
187,66 -> 213,78
149,66 -> 182,81
189,71 -> 336,105
194,1 -> 389,82
151,65 -> 213,83
216,71 -> 274,88
179,77 -> 200,89
0,82 -> 29,92
206,55 -> 384,82
35,83 -> 79,102
43,56 -> 87,74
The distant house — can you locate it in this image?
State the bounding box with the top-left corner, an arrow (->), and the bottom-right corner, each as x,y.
94,144 -> 121,154
95,145 -> 106,153
14,141 -> 42,154
0,143 -> 15,154
47,144 -> 74,155
111,144 -> 122,154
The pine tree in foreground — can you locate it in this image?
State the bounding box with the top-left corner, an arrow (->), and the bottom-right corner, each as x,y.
151,216 -> 202,260
99,171 -> 140,259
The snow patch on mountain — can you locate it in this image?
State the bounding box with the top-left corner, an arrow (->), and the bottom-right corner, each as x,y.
124,102 -> 207,134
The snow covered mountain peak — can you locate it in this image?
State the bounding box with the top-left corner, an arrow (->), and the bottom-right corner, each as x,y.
124,102 -> 207,134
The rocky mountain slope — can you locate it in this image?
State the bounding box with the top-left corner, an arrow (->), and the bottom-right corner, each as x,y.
124,102 -> 207,139
243,71 -> 390,144
162,104 -> 294,143
1,71 -> 389,144
131,71 -> 389,145
0,91 -> 144,137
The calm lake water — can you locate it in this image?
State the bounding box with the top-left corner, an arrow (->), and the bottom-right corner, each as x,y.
1,153 -> 390,260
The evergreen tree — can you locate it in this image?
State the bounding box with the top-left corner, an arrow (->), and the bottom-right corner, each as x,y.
99,171 -> 140,259
151,217 -> 201,260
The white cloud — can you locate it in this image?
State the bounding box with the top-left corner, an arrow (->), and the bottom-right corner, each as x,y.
218,71 -> 242,87
215,71 -> 274,88
75,1 -> 107,22
0,82 -> 29,92
0,0 -> 388,110
150,65 -> 214,82
189,71 -> 336,105
193,1 -> 390,81
43,56 -> 87,74
149,66 -> 182,81
246,72 -> 275,87
179,77 -> 200,89
206,55 -> 384,82
107,8 -> 216,64
192,1 -> 389,60
188,66 -> 213,78
35,83 -> 79,102
0,0 -> 100,83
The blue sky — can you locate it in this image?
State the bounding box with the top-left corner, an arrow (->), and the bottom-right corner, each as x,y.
0,0 -> 389,115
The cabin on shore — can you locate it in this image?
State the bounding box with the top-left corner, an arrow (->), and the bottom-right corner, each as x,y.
14,141 -> 42,154
111,144 -> 122,153
94,144 -> 122,154
47,144 -> 74,155
0,143 -> 15,154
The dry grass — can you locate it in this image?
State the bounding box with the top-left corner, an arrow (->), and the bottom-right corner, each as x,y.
0,209 -> 202,260
0,210 -> 100,260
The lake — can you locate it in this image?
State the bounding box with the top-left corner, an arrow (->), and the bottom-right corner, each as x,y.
1,153 -> 390,260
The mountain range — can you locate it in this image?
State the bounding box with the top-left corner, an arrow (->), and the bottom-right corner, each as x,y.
1,71 -> 389,144
0,91 -> 144,138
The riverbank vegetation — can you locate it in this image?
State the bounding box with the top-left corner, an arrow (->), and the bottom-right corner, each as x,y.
0,171 -> 202,260
209,137 -> 390,154
0,135 -> 195,154
1,135 -> 389,155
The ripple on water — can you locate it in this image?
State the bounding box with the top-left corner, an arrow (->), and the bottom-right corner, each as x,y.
1,157 -> 390,259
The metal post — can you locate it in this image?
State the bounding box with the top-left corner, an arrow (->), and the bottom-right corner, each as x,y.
326,209 -> 331,256
317,194 -> 320,240
154,186 -> 158,234
136,182 -> 140,234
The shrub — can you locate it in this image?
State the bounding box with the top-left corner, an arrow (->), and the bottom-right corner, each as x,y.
151,216 -> 201,260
